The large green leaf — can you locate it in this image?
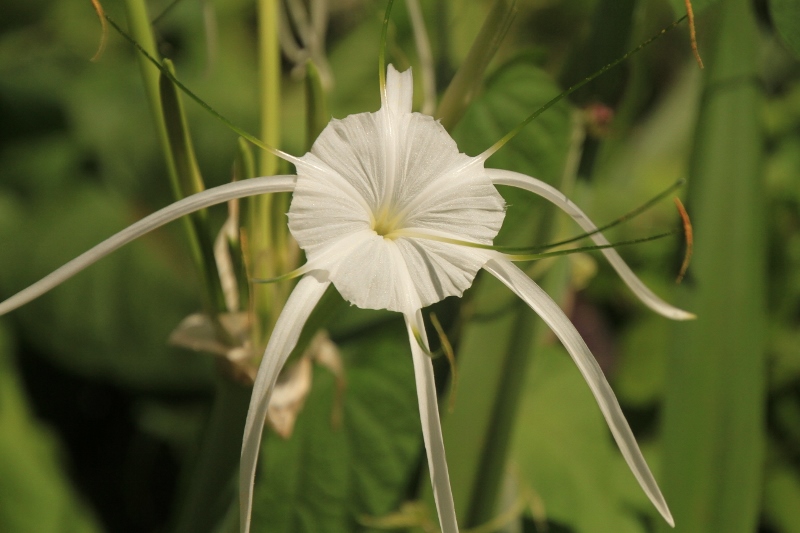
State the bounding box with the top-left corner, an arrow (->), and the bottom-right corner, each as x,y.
453,56 -> 574,248
252,318 -> 422,532
0,185 -> 212,390
658,0 -> 766,531
512,344 -> 653,533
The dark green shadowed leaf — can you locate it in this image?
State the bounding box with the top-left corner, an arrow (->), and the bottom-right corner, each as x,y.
0,323 -> 102,533
0,186 -> 213,390
512,343 -> 653,533
659,0 -> 766,531
435,0 -> 517,131
770,0 -> 800,59
252,319 -> 421,533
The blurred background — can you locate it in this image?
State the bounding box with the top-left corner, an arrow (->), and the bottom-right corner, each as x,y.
0,0 -> 799,532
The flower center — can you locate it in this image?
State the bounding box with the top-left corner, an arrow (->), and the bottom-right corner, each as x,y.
372,205 -> 403,239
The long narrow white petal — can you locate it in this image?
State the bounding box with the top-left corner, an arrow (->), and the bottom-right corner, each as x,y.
0,175 -> 296,316
487,168 -> 694,321
404,310 -> 459,533
385,64 -> 413,115
483,257 -> 675,527
240,273 -> 330,533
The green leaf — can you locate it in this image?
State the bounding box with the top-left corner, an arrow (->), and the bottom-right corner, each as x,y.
658,0 -> 766,531
770,0 -> 800,59
0,186 -> 213,390
0,323 -> 102,533
763,456 -> 800,533
512,345 -> 652,533
252,319 -> 422,532
435,0 -> 517,131
453,56 -> 574,248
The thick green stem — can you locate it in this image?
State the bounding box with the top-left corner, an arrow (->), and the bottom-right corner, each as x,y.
434,0 -> 516,131
173,377 -> 252,533
123,0 -> 225,314
249,0 -> 285,349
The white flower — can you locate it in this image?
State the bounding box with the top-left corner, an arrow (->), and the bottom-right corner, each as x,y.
0,65 -> 691,533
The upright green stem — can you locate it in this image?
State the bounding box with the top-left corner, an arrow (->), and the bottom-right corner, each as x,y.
173,377 -> 252,533
435,0 -> 516,131
250,0 -> 284,348
123,0 -> 224,313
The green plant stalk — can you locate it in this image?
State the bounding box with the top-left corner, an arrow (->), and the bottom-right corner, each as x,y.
305,60 -> 329,150
120,4 -> 251,532
173,377 -> 253,533
658,0 -> 766,530
122,0 -> 210,300
234,138 -> 257,307
250,0 -> 284,348
434,0 -> 516,131
159,61 -> 227,313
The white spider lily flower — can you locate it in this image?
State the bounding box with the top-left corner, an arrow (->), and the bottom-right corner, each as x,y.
0,65 -> 692,533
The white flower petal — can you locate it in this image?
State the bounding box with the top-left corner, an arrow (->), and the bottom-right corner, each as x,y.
487,168 -> 694,321
394,238 -> 488,305
306,229 -> 421,314
240,273 -> 331,533
385,64 -> 413,115
404,310 -> 459,533
0,175 -> 297,316
288,66 -> 504,314
483,257 -> 675,528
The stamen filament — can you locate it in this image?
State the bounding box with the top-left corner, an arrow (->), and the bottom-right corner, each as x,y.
90,0 -> 108,62
503,231 -> 677,262
533,179 -> 685,251
430,313 -> 459,413
389,228 -> 677,260
251,264 -> 312,284
674,197 -> 693,283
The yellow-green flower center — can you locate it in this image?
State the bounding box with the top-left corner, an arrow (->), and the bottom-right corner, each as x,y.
372,205 -> 403,239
